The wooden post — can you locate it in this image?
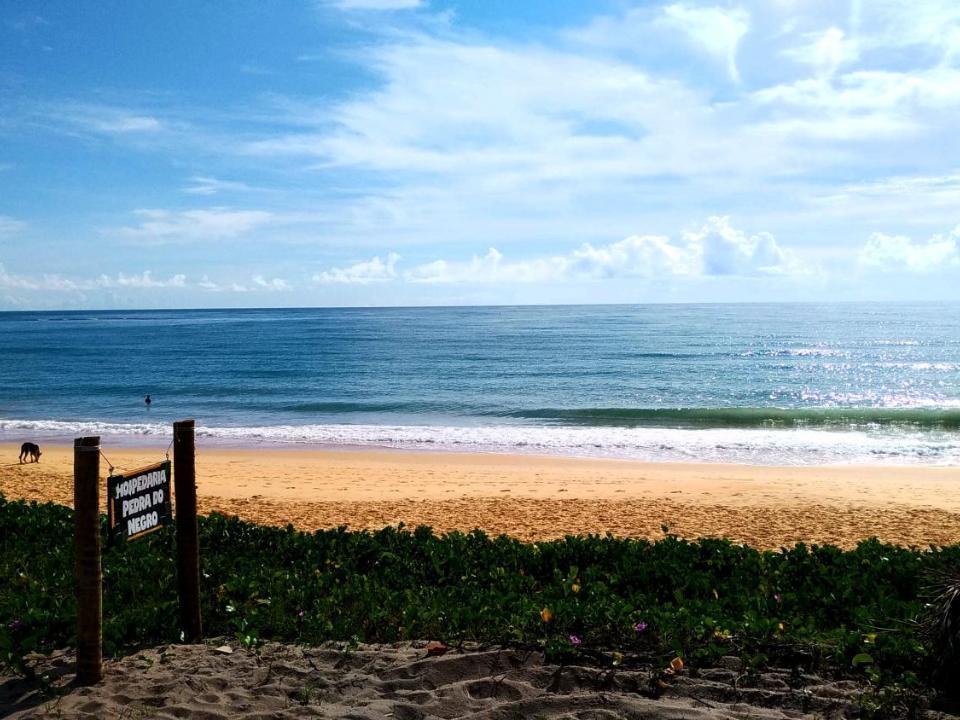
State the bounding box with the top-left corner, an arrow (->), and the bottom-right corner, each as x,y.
173,419 -> 202,641
74,436 -> 102,685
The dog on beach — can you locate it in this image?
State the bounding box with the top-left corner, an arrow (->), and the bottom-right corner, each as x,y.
19,442 -> 41,464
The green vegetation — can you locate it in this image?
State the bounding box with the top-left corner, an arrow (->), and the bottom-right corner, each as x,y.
0,493 -> 953,695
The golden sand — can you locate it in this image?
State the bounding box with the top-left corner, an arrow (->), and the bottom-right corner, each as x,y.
3,442 -> 960,549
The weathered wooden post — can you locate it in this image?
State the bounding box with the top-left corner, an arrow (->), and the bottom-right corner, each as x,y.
173,419 -> 202,641
74,436 -> 102,685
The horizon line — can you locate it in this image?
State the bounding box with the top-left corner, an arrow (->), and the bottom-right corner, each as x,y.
3,299 -> 960,314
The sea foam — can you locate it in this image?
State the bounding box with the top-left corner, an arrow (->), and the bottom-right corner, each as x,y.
2,418 -> 959,466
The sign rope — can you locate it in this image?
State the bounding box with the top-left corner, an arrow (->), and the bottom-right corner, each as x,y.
99,449 -> 115,474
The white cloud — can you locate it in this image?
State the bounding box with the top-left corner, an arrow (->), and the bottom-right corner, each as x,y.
0,266 -> 296,301
755,67 -> 960,114
314,253 -> 400,284
857,0 -> 960,59
114,208 -> 274,243
252,275 -> 291,291
810,172 -> 960,224
244,33 -> 801,191
566,236 -> 695,279
859,227 -> 960,272
70,2 -> 953,271
688,216 -> 800,275
407,218 -> 801,284
0,264 -> 79,291
182,176 -> 253,196
9,1 -> 960,307
658,4 -> 750,82
824,173 -> 960,201
406,248 -> 563,284
90,115 -> 163,133
245,0 -> 958,232
783,27 -> 859,78
326,0 -> 422,9
0,266 -> 189,292
65,105 -> 165,135
749,65 -> 960,144
194,275 -> 288,293
96,271 -> 187,289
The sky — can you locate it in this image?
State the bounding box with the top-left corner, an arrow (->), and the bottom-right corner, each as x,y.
2,0 -> 960,309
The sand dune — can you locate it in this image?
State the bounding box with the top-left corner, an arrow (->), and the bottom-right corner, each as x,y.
3,443 -> 960,548
2,640 -> 927,719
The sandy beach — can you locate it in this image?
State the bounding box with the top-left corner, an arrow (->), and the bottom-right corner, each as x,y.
4,639 -> 913,720
3,442 -> 960,549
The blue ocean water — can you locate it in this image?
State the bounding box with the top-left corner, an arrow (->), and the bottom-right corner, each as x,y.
1,303 -> 959,465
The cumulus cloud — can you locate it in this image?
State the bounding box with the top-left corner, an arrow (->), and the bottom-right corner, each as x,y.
0,264 -> 79,291
859,226 -> 960,272
252,275 -> 291,291
314,253 -> 401,284
113,208 -> 274,243
405,248 -> 561,284
96,271 -> 187,289
405,218 -> 801,284
195,275 -> 287,293
0,266 -> 188,292
687,217 -> 798,276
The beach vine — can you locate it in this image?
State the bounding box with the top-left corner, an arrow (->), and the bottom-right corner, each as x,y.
0,493 -> 951,703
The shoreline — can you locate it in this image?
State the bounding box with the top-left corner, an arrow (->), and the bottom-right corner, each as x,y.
5,432 -> 960,467
3,442 -> 960,548
4,413 -> 960,467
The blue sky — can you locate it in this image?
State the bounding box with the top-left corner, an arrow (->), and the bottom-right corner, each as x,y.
2,0 -> 960,309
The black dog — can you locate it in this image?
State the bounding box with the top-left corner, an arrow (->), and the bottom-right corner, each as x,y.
19,442 -> 41,464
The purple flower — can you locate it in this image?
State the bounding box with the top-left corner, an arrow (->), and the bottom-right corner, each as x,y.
773,593 -> 782,604
634,622 -> 648,634
297,610 -> 305,618
8,619 -> 22,631
569,635 -> 582,647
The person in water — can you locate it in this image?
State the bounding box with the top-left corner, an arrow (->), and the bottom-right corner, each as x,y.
144,394 -> 152,408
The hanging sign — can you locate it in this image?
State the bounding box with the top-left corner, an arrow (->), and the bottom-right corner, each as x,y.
107,461 -> 173,544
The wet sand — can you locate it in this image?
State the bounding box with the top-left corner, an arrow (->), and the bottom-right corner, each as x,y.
2,443 -> 960,549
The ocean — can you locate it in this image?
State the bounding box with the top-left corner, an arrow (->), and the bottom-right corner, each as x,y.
1,303 -> 959,465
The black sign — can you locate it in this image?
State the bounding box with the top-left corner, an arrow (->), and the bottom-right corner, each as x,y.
107,461 -> 172,544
